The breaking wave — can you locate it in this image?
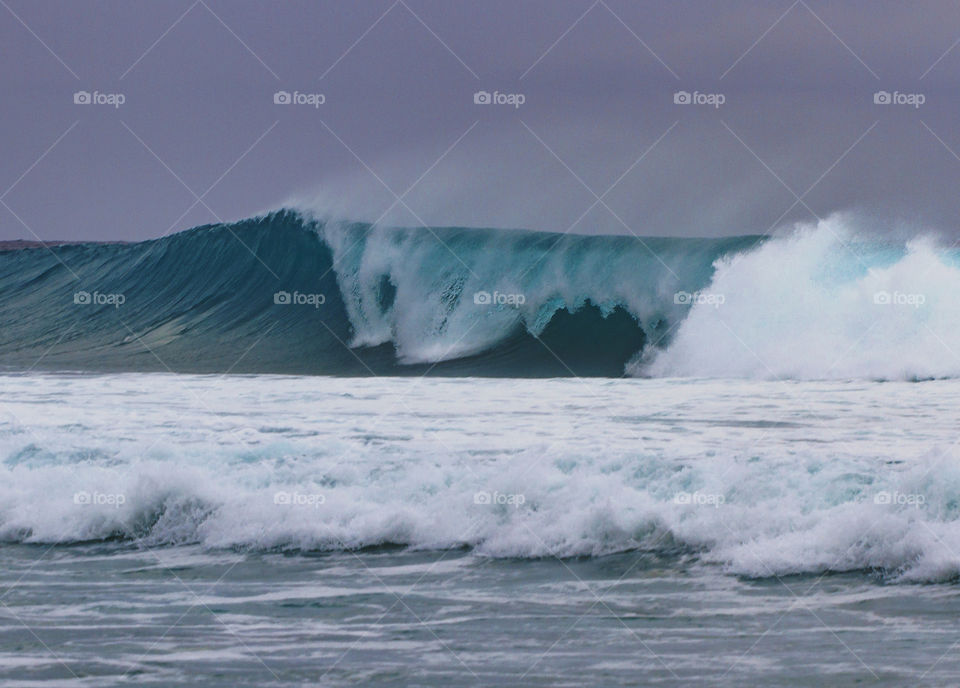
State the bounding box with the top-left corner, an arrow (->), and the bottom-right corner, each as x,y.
1,210 -> 958,379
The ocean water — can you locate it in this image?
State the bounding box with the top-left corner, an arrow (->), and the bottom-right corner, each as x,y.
4,209 -> 958,381
1,372 -> 959,686
4,210 -> 960,684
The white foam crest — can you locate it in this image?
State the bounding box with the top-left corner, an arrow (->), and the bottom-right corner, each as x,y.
5,373 -> 960,583
3,438 -> 960,582
317,221 -> 704,364
641,216 -> 960,380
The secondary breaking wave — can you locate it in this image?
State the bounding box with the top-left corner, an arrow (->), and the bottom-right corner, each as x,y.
1,210 -> 959,379
2,400 -> 958,584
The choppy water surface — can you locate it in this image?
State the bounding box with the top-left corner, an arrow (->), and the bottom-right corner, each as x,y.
0,373 -> 959,685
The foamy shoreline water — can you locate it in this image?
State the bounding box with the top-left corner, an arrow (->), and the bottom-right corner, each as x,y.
1,373 -> 958,580
0,372 -> 958,685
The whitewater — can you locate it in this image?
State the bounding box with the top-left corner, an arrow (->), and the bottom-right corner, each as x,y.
3,211 -> 960,685
3,209 -> 959,380
1,371 -> 960,685
1,371 -> 958,583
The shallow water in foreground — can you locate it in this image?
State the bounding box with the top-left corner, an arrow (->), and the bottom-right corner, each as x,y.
0,373 -> 959,685
4,545 -> 960,686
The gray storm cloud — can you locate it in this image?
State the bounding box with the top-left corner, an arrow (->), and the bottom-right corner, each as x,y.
2,0 -> 959,241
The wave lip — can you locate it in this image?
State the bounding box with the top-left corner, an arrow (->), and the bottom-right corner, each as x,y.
3,209 -> 957,380
0,210 -> 748,377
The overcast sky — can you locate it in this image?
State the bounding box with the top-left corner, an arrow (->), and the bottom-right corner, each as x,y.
3,0 -> 960,241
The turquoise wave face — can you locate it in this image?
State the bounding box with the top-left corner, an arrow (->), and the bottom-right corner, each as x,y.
0,210 -> 754,376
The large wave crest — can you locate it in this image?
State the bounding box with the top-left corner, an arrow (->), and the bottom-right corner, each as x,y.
2,210 -> 958,379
